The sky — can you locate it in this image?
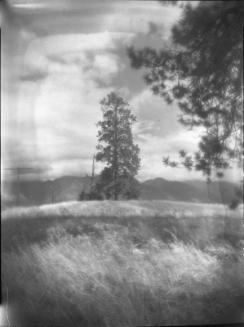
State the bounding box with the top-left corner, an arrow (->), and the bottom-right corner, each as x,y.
1,0 -> 242,182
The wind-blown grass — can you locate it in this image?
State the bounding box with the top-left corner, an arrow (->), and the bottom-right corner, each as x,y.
2,201 -> 244,326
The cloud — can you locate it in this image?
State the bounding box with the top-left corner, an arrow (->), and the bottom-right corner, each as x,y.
105,1 -> 181,38
46,54 -> 68,65
9,0 -> 181,39
131,89 -> 184,138
4,30 -> 129,180
94,53 -> 121,75
9,0 -> 112,13
148,22 -> 158,35
18,31 -> 131,83
136,129 -> 203,181
19,69 -> 48,82
3,24 -> 201,181
4,1 -> 240,183
138,156 -> 204,182
40,31 -> 133,56
16,60 -> 114,179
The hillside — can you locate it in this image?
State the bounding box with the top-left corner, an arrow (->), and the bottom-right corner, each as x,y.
140,178 -> 239,204
2,200 -> 243,326
1,176 -> 240,207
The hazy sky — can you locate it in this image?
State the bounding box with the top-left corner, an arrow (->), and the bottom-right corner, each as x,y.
1,0 -> 241,182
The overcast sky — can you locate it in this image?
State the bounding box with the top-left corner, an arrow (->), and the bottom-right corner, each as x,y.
1,0 -> 241,182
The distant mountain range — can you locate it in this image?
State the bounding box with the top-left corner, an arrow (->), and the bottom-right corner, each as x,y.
2,176 -> 92,207
1,176 -> 240,207
140,178 -> 239,204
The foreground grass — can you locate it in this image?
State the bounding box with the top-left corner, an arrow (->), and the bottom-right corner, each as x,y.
2,201 -> 244,326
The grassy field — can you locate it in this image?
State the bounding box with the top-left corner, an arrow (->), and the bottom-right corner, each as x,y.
1,200 -> 244,326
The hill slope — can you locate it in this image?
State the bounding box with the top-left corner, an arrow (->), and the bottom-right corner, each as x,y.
140,178 -> 239,204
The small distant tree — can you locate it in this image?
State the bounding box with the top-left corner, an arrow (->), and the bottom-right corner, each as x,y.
78,189 -> 86,201
95,92 -> 140,200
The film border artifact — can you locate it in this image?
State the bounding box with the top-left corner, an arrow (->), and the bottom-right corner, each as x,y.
1,1 -> 244,326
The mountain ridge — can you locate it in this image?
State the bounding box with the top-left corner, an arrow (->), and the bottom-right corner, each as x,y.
1,175 -> 240,207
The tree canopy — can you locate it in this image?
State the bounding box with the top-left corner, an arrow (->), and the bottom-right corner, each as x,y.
128,1 -> 243,180
94,92 -> 140,200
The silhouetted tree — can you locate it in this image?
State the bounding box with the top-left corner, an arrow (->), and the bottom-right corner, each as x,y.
128,1 -> 243,181
95,92 -> 140,200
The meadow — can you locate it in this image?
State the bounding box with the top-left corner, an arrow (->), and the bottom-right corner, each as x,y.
1,200 -> 244,326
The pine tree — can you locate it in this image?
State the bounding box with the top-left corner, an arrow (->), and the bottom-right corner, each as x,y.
95,92 -> 140,200
128,1 -> 243,181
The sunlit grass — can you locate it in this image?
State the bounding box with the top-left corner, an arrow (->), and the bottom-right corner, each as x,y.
2,201 -> 244,326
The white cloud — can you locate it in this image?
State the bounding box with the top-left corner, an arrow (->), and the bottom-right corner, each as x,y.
19,31 -> 131,82
93,53 -> 122,79
131,89 -> 184,138
40,31 -> 133,56
138,129 -> 200,157
136,129 -> 202,181
138,156 -> 204,182
33,68 -> 112,173
3,31 -> 127,179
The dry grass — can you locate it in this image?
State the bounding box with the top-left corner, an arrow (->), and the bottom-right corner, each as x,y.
1,200 -> 244,326
2,200 -> 243,220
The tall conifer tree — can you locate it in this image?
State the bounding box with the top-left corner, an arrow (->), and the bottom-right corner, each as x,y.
95,92 -> 140,200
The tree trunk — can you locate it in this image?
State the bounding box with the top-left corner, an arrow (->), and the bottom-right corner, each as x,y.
113,104 -> 118,200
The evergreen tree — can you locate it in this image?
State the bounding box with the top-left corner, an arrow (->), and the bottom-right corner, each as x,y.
95,92 -> 140,200
128,1 -> 243,180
